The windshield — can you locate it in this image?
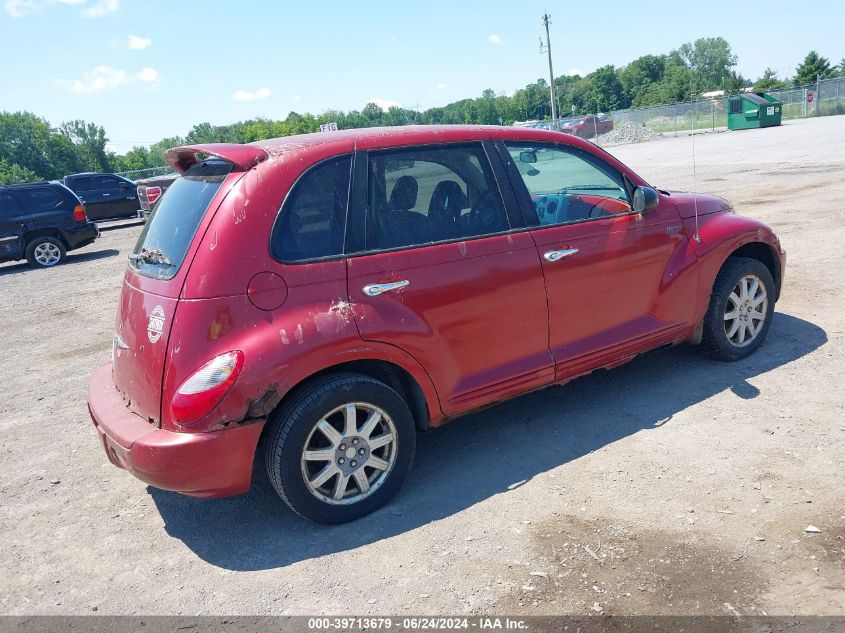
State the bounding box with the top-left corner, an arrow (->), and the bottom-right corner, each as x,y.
130,159 -> 233,280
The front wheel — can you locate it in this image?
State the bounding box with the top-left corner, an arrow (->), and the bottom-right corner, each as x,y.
264,373 -> 416,523
701,257 -> 776,361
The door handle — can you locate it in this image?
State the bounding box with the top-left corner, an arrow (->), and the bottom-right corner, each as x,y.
543,247 -> 579,262
362,280 -> 410,297
102,193 -> 111,196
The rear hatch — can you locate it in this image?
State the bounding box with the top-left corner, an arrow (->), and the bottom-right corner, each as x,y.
111,157 -> 239,425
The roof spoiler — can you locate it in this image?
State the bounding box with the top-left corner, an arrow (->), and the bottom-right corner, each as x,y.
165,143 -> 269,174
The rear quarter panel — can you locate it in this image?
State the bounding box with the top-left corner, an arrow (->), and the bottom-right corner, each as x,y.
165,139 -> 442,431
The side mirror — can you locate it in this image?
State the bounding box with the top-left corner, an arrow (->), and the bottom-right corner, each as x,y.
119,182 -> 130,189
519,150 -> 537,164
632,186 -> 659,214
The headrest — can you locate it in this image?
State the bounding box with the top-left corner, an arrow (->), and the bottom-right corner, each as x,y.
389,175 -> 418,210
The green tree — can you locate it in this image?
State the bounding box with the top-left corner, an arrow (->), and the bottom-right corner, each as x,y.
794,51 -> 834,85
112,146 -> 151,172
722,71 -> 750,95
588,65 -> 624,112
0,158 -> 39,185
619,54 -> 667,107
675,37 -> 737,90
753,68 -> 788,91
59,120 -> 111,172
0,112 -> 82,179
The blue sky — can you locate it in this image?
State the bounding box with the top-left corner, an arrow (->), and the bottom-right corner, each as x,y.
1,0 -> 842,152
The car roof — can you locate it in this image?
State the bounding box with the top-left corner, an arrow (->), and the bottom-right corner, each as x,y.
1,181 -> 53,188
167,125 -> 601,173
249,124 -> 584,153
164,124 -> 644,184
65,172 -> 127,178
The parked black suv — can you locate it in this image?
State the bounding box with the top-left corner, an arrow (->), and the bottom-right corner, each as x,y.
63,172 -> 139,221
0,182 -> 99,268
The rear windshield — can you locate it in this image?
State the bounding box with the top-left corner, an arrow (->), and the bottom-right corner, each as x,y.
130,159 -> 232,280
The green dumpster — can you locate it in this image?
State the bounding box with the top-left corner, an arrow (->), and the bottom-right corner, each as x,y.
727,92 -> 782,130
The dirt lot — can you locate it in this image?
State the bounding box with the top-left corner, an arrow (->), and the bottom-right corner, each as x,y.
1,116 -> 843,616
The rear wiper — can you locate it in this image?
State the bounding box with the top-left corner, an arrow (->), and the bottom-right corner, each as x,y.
128,247 -> 173,266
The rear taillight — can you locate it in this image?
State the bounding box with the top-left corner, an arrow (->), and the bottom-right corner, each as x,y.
73,204 -> 87,222
146,186 -> 162,205
170,351 -> 244,426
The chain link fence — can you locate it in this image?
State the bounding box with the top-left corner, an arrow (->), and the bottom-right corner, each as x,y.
606,76 -> 845,139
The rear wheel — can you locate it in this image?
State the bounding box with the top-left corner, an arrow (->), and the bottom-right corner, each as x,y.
26,236 -> 66,268
701,257 -> 775,361
265,373 -> 415,523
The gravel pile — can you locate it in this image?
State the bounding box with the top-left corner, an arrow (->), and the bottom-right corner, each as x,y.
594,122 -> 661,147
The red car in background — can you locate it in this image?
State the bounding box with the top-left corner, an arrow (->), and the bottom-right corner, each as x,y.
88,125 -> 785,523
561,115 -> 614,139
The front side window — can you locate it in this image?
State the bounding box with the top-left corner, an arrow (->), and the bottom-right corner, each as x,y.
506,144 -> 631,226
94,175 -> 120,189
365,144 -> 508,250
271,155 -> 352,262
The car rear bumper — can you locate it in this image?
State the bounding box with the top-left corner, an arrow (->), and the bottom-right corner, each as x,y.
87,363 -> 265,498
63,222 -> 99,250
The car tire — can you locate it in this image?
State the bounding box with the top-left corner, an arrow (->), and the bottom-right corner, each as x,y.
701,257 -> 776,361
25,236 -> 66,268
265,372 -> 416,524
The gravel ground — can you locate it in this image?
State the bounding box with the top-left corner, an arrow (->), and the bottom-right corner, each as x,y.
595,122 -> 662,146
1,116 -> 843,617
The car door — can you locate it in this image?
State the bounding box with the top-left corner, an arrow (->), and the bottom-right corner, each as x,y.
92,175 -> 137,219
0,191 -> 25,261
346,142 -> 553,416
498,141 -> 695,382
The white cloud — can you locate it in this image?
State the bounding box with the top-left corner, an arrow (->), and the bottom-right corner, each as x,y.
56,65 -> 159,94
4,0 -> 36,16
80,0 -> 117,17
127,34 -> 151,50
232,87 -> 271,102
566,68 -> 585,76
366,98 -> 402,111
290,95 -> 301,103
4,0 -> 95,16
488,34 -> 503,45
431,83 -> 447,91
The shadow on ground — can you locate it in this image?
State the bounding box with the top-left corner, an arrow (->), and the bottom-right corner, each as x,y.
0,248 -> 120,276
150,312 -> 826,571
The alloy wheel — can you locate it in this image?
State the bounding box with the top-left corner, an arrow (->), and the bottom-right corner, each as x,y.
300,402 -> 398,505
724,274 -> 768,347
33,242 -> 62,267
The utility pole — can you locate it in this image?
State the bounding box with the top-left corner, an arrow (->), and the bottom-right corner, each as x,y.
540,13 -> 557,128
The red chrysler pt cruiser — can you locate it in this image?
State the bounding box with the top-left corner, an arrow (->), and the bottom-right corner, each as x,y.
88,125 -> 785,523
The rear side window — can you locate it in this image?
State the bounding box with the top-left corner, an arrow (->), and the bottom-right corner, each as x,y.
271,155 -> 352,262
69,177 -> 93,192
131,159 -> 232,280
17,188 -> 64,213
364,144 -> 509,250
